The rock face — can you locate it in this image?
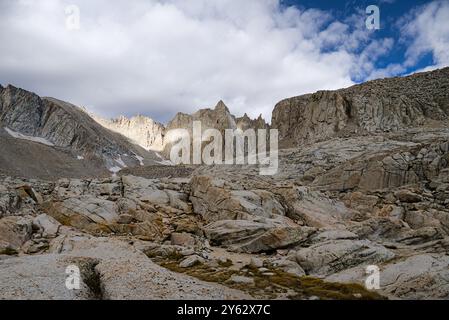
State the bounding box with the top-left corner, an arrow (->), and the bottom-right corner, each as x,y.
272,67 -> 449,148
0,237 -> 250,300
93,115 -> 165,151
0,216 -> 33,252
294,240 -> 395,276
0,85 -> 159,178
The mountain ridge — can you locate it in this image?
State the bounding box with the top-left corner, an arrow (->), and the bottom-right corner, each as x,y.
272,66 -> 449,148
0,85 -> 160,179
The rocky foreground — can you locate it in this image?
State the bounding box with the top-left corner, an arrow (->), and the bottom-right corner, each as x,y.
1,124 -> 449,299
1,68 -> 449,300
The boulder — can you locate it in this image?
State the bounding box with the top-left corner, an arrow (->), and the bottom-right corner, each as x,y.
0,216 -> 33,250
295,240 -> 395,276
33,214 -> 61,237
179,255 -> 204,268
328,252 -> 449,299
190,176 -> 284,223
42,197 -> 119,234
394,190 -> 422,203
279,187 -> 355,228
271,258 -> 306,277
0,254 -> 97,299
226,275 -> 255,285
171,232 -> 195,247
380,254 -> 449,299
203,218 -> 315,253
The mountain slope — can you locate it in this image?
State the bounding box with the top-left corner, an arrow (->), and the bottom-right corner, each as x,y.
0,85 -> 159,178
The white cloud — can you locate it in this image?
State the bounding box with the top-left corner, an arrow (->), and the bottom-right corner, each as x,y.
0,0 -> 423,123
400,0 -> 449,69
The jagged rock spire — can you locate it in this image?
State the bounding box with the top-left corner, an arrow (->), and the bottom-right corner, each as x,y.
214,100 -> 230,113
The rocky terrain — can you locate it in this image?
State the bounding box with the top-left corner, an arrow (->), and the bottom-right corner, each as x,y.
1,67 -> 449,300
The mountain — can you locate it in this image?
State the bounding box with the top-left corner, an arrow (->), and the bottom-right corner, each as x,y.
93,114 -> 165,151
272,67 -> 449,148
166,100 -> 239,133
236,113 -> 269,131
0,85 -> 159,179
162,100 -> 269,158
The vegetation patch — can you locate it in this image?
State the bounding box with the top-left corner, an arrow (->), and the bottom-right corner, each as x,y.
150,255 -> 386,300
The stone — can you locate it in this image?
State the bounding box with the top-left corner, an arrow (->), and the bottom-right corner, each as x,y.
279,187 -> 355,228
326,253 -> 449,299
203,218 -> 315,253
394,190 -> 423,203
42,197 -> 119,234
16,185 -> 44,204
179,255 -> 205,268
33,214 -> 61,237
380,254 -> 449,299
0,241 -> 18,255
249,257 -> 264,268
0,237 -> 250,300
190,176 -> 284,223
272,259 -> 306,277
295,240 -> 395,276
22,239 -> 50,254
226,275 -> 255,285
0,216 -> 33,250
117,214 -> 135,224
171,232 -> 195,247
306,229 -> 358,244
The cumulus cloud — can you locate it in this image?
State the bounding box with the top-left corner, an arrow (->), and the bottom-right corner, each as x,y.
0,0 -> 439,123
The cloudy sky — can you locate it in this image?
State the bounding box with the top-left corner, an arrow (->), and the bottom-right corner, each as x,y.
0,0 -> 448,123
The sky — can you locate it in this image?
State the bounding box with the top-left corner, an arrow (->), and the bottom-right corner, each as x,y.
0,0 -> 448,123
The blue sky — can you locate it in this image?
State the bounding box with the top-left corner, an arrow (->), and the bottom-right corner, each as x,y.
0,0 -> 448,122
282,0 -> 441,81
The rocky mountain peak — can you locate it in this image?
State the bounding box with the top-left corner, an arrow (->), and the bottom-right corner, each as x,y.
214,100 -> 230,113
92,114 -> 165,152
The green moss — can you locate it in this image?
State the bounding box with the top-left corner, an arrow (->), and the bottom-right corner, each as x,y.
0,247 -> 18,255
217,259 -> 233,268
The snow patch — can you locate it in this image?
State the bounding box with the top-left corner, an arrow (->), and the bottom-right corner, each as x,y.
133,153 -> 145,166
109,166 -> 122,173
155,153 -> 173,166
77,155 -> 84,160
115,156 -> 127,168
107,155 -> 129,175
5,127 -> 54,146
